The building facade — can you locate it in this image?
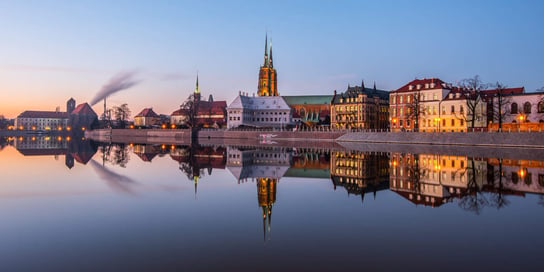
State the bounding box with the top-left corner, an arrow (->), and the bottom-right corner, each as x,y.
134,108 -> 160,127
258,34 -> 278,97
330,82 -> 389,130
389,78 -> 451,132
226,93 -> 292,129
170,76 -> 227,128
486,90 -> 544,131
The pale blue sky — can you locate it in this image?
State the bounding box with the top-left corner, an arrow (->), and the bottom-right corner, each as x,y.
1,0 -> 543,117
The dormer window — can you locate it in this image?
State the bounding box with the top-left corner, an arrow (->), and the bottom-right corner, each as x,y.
449,93 -> 453,99
455,93 -> 460,98
430,82 -> 436,88
416,84 -> 421,90
409,85 -> 413,90
425,83 -> 429,89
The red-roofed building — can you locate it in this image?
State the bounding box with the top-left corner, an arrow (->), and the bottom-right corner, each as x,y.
70,103 -> 99,131
15,110 -> 69,131
390,78 -> 451,132
134,108 -> 160,128
171,76 -> 227,128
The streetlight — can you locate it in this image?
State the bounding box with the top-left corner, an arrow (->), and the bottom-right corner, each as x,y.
519,115 -> 524,131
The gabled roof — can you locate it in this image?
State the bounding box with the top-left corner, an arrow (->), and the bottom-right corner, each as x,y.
331,85 -> 389,104
135,108 -> 160,118
392,78 -> 449,93
282,95 -> 333,105
71,103 -> 97,117
480,87 -> 525,97
227,95 -> 291,111
17,111 -> 69,119
171,100 -> 227,116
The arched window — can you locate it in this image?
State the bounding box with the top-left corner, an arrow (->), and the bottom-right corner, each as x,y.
538,102 -> 544,113
511,103 -> 518,114
524,102 -> 531,114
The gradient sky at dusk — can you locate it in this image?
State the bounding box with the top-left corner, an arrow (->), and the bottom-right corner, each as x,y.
1,0 -> 543,118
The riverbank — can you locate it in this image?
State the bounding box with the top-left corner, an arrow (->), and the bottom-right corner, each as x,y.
85,129 -> 544,149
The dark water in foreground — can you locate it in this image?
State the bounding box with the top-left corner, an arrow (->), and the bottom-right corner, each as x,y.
0,136 -> 543,271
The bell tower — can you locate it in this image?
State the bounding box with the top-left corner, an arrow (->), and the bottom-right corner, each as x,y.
258,34 -> 278,96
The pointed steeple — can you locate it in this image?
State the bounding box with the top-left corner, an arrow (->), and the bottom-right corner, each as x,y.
361,79 -> 365,91
269,39 -> 273,68
373,81 -> 376,90
263,33 -> 269,66
195,72 -> 200,94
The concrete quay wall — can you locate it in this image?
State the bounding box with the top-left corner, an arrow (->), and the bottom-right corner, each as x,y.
338,132 -> 544,148
85,129 -> 192,144
198,129 -> 346,141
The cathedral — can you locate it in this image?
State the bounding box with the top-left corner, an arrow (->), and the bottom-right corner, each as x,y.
258,34 -> 278,96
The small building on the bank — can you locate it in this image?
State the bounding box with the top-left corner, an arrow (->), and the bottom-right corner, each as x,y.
134,108 -> 161,128
331,81 -> 389,130
226,92 -> 292,129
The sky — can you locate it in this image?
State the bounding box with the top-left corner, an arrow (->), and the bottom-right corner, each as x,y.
1,0 -> 543,118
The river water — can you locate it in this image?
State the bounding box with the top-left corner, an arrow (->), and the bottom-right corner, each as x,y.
1,136 -> 543,271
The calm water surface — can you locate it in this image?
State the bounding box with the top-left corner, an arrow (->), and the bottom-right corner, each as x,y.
0,136 -> 543,271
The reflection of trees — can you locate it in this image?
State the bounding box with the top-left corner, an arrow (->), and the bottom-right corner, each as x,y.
459,158 -> 488,214
459,158 -> 510,214
99,143 -> 130,168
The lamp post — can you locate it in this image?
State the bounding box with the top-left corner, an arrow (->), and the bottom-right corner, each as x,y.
519,114 -> 524,132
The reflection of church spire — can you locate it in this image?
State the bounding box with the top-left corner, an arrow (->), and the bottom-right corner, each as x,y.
194,175 -> 199,199
257,177 -> 276,242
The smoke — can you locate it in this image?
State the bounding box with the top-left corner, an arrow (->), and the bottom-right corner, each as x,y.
90,71 -> 141,106
89,160 -> 138,194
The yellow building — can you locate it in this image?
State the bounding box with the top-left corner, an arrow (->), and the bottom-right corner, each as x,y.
330,82 -> 389,130
258,34 -> 278,97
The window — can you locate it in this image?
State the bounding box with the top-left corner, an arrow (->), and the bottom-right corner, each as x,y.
399,96 -> 403,104
460,106 -> 464,113
524,102 -> 531,114
460,161 -> 464,168
539,174 -> 544,187
460,119 -> 464,126
451,119 -> 455,126
442,119 -> 446,127
407,95 -> 411,103
539,102 -> 544,113
511,103 -> 518,114
512,172 -> 519,184
451,105 -> 455,114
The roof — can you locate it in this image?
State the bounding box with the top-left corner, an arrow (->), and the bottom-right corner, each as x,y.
480,87 -> 525,97
331,85 -> 389,104
171,100 -> 227,116
227,95 -> 291,111
392,78 -> 449,93
282,95 -> 333,105
135,108 -> 160,118
71,103 -> 97,117
17,111 -> 69,119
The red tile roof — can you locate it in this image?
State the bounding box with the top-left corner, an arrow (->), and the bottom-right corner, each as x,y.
17,111 -> 69,119
171,101 -> 227,116
480,87 -> 524,97
71,103 -> 97,116
135,108 -> 160,118
392,78 -> 449,93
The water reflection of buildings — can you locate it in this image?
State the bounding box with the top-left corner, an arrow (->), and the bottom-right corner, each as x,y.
330,150 -> 390,203
389,153 -> 544,211
14,136 -> 97,169
170,145 -> 226,194
227,147 -> 291,241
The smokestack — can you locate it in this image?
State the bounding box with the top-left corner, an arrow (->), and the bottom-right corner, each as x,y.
103,98 -> 107,121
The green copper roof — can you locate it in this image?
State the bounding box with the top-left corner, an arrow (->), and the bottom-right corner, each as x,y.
282,95 -> 333,105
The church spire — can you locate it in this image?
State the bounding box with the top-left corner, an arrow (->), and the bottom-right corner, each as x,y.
361,79 -> 365,90
263,33 -> 269,66
269,39 -> 273,68
195,72 -> 200,94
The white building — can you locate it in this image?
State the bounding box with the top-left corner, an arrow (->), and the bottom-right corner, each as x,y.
492,91 -> 544,124
226,93 -> 292,129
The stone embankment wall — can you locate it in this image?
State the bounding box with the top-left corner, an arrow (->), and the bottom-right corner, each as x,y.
85,129 -> 192,144
198,129 -> 345,141
338,132 -> 544,148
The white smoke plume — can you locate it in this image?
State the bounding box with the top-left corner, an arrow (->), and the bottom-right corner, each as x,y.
90,71 -> 140,106
89,160 -> 138,194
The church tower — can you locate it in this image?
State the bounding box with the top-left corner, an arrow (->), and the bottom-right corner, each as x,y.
257,177 -> 276,241
258,34 -> 278,96
194,73 -> 201,102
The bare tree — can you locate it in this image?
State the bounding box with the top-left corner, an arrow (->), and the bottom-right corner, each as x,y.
180,94 -> 200,129
458,75 -> 489,130
492,83 -> 513,130
113,104 -> 131,128
405,90 -> 425,132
